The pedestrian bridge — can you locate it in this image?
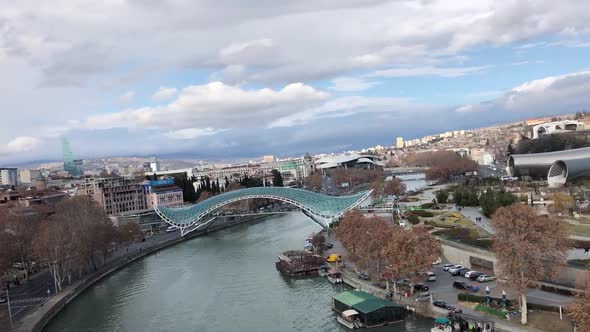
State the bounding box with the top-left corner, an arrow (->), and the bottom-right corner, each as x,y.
154,187 -> 372,236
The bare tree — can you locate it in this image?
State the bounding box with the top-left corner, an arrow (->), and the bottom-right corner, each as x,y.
2,207 -> 43,280
567,272 -> 590,332
371,177 -> 385,198
335,210 -> 366,263
381,226 -> 441,294
34,215 -> 74,292
305,173 -> 323,191
492,204 -> 572,324
383,178 -> 406,197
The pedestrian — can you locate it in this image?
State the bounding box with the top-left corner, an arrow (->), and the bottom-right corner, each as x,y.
585,248 -> 589,255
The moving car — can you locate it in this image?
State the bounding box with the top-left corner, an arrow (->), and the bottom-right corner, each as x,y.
414,292 -> 431,302
357,271 -> 370,280
452,280 -> 470,290
477,275 -> 496,282
442,264 -> 454,271
426,272 -> 436,282
326,253 -> 342,263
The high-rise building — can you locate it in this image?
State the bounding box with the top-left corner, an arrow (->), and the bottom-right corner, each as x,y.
62,138 -> 82,177
395,137 -> 404,149
19,169 -> 41,184
263,155 -> 275,163
0,168 -> 18,186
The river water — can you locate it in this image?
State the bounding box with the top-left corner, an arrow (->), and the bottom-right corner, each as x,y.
44,213 -> 433,332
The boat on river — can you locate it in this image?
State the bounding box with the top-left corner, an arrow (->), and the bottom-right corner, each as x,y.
327,269 -> 343,284
337,309 -> 363,329
318,265 -> 330,277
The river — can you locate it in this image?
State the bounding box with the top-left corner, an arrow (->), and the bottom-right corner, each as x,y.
44,213 -> 433,332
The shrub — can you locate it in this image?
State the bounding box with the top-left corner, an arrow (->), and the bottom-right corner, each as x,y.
540,284 -> 575,296
420,202 -> 436,209
408,214 -> 420,225
527,302 -> 561,313
475,304 -> 507,318
411,210 -> 434,217
458,293 -> 513,307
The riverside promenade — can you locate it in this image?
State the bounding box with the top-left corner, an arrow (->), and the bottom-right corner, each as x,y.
11,214 -> 268,332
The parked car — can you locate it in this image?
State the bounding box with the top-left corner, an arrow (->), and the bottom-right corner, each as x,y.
414,283 -> 430,292
426,272 -> 436,282
357,271 -> 370,280
414,292 -> 431,302
432,258 -> 442,265
433,300 -> 449,309
465,271 -> 482,280
464,270 -> 478,278
453,280 -> 471,290
477,275 -> 496,282
448,265 -> 464,274
451,267 -> 469,276
442,264 -> 455,271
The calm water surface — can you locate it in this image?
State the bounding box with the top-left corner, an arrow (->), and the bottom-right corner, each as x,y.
45,213 -> 433,332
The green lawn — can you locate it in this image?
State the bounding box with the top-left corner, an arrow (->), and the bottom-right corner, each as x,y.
569,224 -> 590,237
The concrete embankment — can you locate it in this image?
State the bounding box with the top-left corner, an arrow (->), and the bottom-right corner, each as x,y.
17,214 -> 269,332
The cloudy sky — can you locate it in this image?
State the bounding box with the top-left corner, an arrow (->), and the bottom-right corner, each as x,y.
2,0 -> 590,164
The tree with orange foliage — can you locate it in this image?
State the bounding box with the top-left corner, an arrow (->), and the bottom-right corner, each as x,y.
492,204 -> 572,325
567,272 -> 590,332
197,191 -> 214,202
335,210 -> 366,262
404,150 -> 478,181
355,216 -> 391,273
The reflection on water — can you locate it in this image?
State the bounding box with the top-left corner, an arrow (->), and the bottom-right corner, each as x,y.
45,213 -> 432,332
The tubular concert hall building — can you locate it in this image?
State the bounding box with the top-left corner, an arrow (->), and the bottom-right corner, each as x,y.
507,147 -> 590,187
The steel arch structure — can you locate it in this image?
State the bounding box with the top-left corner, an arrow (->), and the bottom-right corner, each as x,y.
154,187 -> 372,236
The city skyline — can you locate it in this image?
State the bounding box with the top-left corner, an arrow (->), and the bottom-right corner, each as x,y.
2,1 -> 590,164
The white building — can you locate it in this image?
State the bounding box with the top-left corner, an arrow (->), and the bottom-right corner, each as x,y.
0,168 -> 18,186
528,120 -> 585,139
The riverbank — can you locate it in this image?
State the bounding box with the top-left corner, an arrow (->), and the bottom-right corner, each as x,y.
15,214 -> 270,332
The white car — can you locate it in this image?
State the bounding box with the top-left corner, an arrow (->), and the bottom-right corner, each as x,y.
464,271 -> 479,278
442,264 -> 455,271
477,275 -> 496,283
448,265 -> 464,274
426,272 -> 436,282
432,258 -> 442,265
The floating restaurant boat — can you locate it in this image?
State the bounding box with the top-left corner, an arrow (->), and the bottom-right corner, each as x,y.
327,269 -> 343,284
332,290 -> 406,329
275,250 -> 324,277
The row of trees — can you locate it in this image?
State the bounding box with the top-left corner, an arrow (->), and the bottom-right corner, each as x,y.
331,168 -> 383,188
452,185 -> 517,216
403,150 -> 479,182
335,210 -> 442,293
0,197 -> 141,291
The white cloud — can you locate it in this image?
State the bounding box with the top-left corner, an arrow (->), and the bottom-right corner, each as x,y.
85,81 -> 329,131
269,96 -> 424,128
368,66 -> 487,78
152,87 -> 178,101
329,77 -> 380,92
455,71 -> 590,113
118,91 -> 135,103
165,127 -> 227,140
0,136 -> 42,154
